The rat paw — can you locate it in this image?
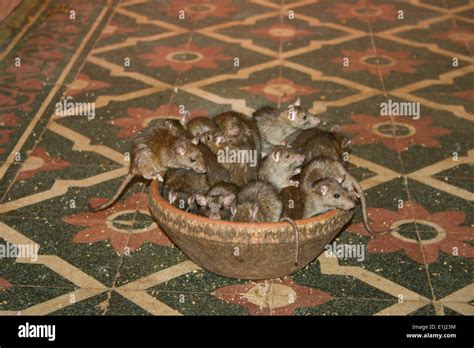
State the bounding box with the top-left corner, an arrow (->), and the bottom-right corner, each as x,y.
349,191 -> 359,200
152,173 -> 164,182
289,180 -> 299,188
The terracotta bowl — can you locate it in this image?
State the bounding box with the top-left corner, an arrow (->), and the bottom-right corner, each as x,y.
149,181 -> 353,280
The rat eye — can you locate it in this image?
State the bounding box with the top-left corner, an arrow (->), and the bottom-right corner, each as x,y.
285,154 -> 290,158
334,193 -> 340,199
207,135 -> 212,141
190,157 -> 196,163
302,115 -> 307,120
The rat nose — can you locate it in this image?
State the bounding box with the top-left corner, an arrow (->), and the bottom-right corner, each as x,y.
298,154 -> 305,163
345,201 -> 356,210
312,116 -> 321,125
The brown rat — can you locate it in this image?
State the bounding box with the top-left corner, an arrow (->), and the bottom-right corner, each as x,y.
300,177 -> 355,218
200,132 -> 258,187
258,146 -> 305,191
300,156 -> 393,234
281,185 -> 304,220
181,114 -> 217,137
152,118 -> 188,137
91,123 -> 206,211
167,189 -> 198,213
197,142 -> 230,187
287,126 -> 351,163
231,181 -> 282,222
213,111 -> 261,155
162,168 -> 210,213
195,181 -> 238,220
253,97 -> 321,155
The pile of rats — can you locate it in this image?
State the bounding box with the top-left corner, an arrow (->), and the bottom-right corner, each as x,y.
92,97 -> 392,237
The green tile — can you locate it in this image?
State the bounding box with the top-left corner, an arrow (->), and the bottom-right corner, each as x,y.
50,291 -> 150,315
151,290 -> 247,315
295,298 -> 396,315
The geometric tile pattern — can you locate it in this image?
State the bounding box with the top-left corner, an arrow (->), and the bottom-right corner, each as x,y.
0,0 -> 472,315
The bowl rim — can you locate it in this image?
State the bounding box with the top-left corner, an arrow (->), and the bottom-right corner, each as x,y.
150,180 -> 339,228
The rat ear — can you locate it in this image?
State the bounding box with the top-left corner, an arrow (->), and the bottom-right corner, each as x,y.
187,194 -> 195,206
191,136 -> 200,145
168,191 -> 177,204
336,174 -> 346,184
318,184 -> 328,196
342,138 -> 352,149
165,120 -> 176,129
202,132 -> 212,143
250,204 -> 259,220
288,110 -> 296,121
215,135 -> 227,145
230,205 -> 237,217
273,149 -> 282,162
294,97 -> 301,107
330,124 -> 341,133
195,194 -> 207,207
222,194 -> 236,207
175,144 -> 186,156
179,111 -> 190,126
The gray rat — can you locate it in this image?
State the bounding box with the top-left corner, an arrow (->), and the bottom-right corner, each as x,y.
195,181 -> 238,220
231,181 -> 282,222
300,156 -> 393,234
300,177 -> 355,218
253,97 -> 321,155
258,146 -> 305,191
91,123 -> 206,211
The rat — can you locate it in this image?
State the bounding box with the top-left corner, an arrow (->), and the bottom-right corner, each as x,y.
281,185 -> 304,220
200,132 -> 258,187
196,142 -> 230,187
195,182 -> 238,220
91,123 -> 207,211
167,190 -> 198,213
287,126 -> 351,163
300,156 -> 393,234
162,168 -> 210,213
231,180 -> 300,263
300,177 -> 355,218
152,118 -> 188,137
258,146 -> 305,191
253,97 -> 321,155
213,111 -> 262,155
180,113 -> 217,137
231,181 -> 282,222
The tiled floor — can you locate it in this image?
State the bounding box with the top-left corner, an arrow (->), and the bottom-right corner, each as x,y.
0,0 -> 473,316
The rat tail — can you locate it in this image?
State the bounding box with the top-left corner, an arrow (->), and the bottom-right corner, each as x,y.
281,217 -> 300,265
354,182 -> 395,236
90,173 -> 135,212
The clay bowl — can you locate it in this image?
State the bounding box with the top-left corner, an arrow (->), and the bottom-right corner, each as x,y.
149,181 -> 353,280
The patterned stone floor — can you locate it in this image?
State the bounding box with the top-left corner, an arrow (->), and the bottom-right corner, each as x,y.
0,0 -> 473,316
